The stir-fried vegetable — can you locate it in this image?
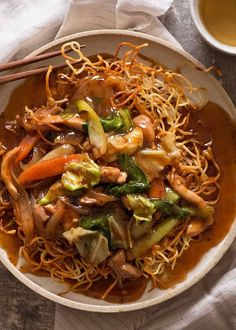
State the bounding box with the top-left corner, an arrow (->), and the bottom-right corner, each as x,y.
39,180 -> 83,205
79,205 -> 129,249
135,149 -> 171,180
132,217 -> 180,257
16,134 -> 40,163
125,195 -> 156,222
149,178 -> 165,199
131,220 -> 154,239
126,194 -> 213,222
107,154 -> 149,197
76,100 -> 107,158
18,153 -> 88,184
63,227 -> 110,264
164,186 -> 180,203
62,156 -> 100,191
80,213 -> 110,239
108,213 -> 129,249
84,108 -> 133,133
38,144 -> 76,162
104,127 -> 143,162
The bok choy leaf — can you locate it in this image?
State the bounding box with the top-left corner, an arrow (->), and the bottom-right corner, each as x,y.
107,154 -> 149,197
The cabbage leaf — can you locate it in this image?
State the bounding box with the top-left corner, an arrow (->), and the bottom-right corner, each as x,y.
63,227 -> 110,264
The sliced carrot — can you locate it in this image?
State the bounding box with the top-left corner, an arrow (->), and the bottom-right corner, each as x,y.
149,178 -> 165,199
16,134 -> 40,164
18,153 -> 87,184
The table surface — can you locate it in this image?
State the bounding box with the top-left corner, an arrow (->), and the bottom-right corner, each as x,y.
0,1 -> 235,329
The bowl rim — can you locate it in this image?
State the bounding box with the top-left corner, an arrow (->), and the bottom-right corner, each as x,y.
0,29 -> 236,312
189,0 -> 236,55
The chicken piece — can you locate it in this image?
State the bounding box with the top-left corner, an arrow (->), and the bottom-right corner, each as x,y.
186,219 -> 206,237
44,204 -> 57,214
167,172 -> 206,208
133,114 -> 155,147
33,204 -> 49,222
109,250 -> 141,280
100,166 -> 127,184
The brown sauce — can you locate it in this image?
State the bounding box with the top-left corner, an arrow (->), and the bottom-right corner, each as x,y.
0,75 -> 236,302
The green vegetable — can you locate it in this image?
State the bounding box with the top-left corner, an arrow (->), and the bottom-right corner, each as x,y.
107,154 -> 149,197
76,100 -> 107,157
126,194 -> 156,221
132,217 -> 180,257
39,180 -> 83,205
63,227 -> 110,264
62,156 -> 100,191
152,200 -> 192,219
179,205 -> 214,220
108,213 -> 129,249
119,108 -> 133,132
83,108 -> 133,133
131,220 -> 154,239
99,113 -> 124,132
165,186 -> 180,203
80,213 -> 110,239
79,205 -> 129,249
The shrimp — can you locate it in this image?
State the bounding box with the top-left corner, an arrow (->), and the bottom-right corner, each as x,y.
186,219 -> 206,237
167,172 -> 206,208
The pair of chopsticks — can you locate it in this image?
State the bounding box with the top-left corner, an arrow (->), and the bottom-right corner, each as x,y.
0,45 -> 86,85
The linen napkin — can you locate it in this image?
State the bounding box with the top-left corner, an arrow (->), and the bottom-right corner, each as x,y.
0,1 -> 235,329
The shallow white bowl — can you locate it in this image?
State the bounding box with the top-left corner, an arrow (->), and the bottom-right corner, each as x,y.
190,0 -> 236,55
0,30 -> 236,312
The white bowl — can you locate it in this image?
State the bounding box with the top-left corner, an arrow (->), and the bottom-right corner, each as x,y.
0,30 -> 236,312
190,0 -> 236,55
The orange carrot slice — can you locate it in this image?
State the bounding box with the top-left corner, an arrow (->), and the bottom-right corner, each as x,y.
149,178 -> 165,199
18,153 -> 87,184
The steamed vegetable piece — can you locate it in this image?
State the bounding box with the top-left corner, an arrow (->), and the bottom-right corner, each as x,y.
18,153 -> 88,184
164,186 -> 180,203
107,154 -> 149,197
132,217 -> 180,257
135,149 -> 171,180
83,108 -> 133,133
38,144 -> 75,162
108,213 -> 129,249
149,178 -> 165,199
103,127 -> 143,162
63,227 -> 110,264
62,156 -> 100,191
126,194 -> 214,221
131,220 -> 154,239
39,180 -> 83,205
126,195 -> 156,221
76,100 -> 107,158
80,213 -> 110,239
16,134 -> 40,163
79,206 -> 129,249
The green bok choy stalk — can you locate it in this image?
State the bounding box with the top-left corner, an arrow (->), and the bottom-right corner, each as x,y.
131,217 -> 180,257
126,195 -> 214,222
76,100 -> 107,158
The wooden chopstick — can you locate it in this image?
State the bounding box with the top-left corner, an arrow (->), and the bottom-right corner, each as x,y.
0,45 -> 85,72
0,44 -> 85,85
